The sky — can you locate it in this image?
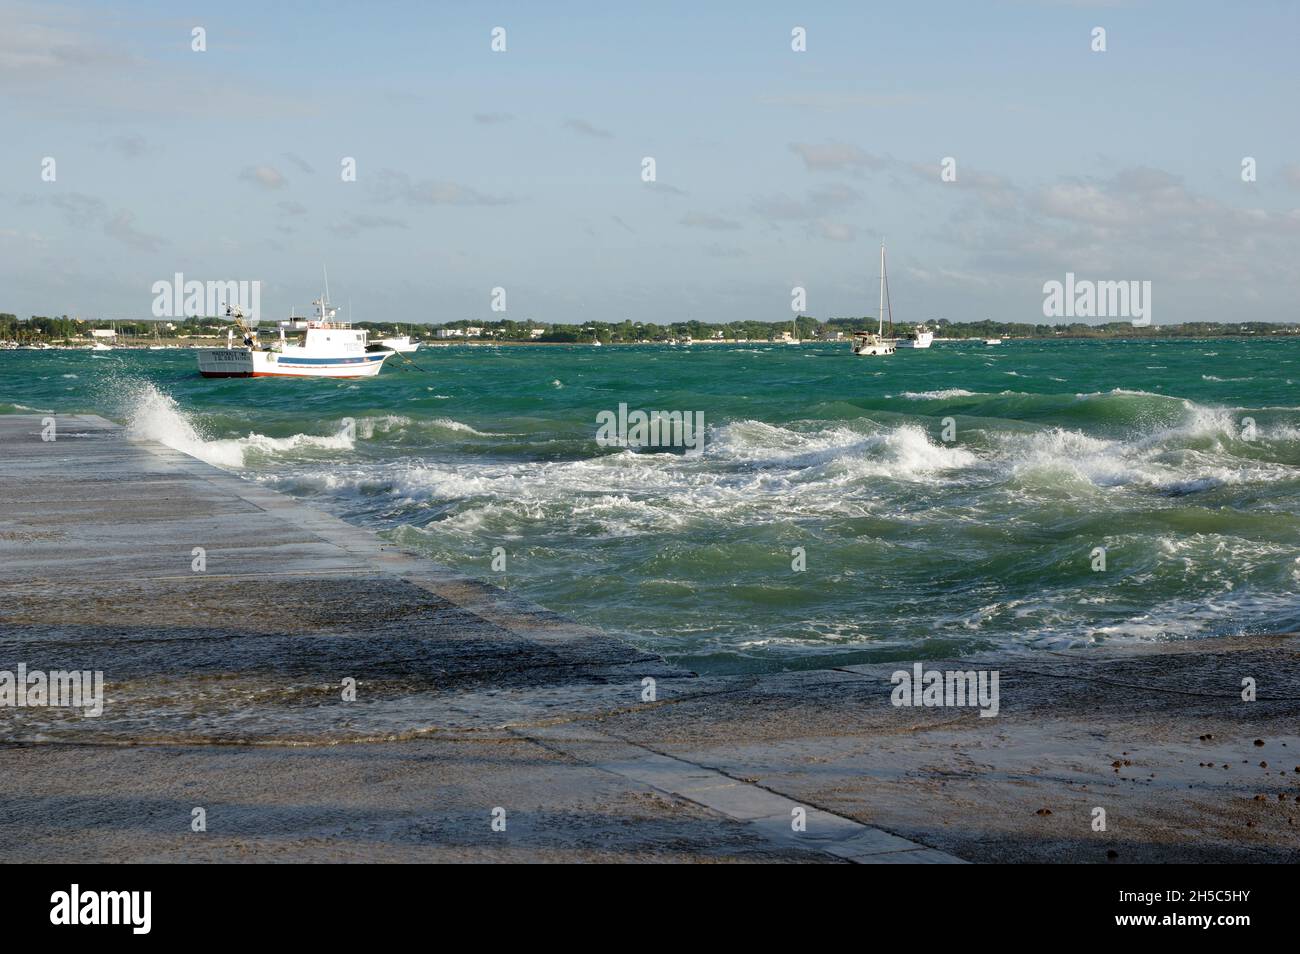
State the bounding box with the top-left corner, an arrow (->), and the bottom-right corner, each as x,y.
3,0 -> 1299,327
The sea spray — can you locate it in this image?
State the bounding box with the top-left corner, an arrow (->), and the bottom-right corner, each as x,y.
120,379 -> 246,468
113,378 -> 355,469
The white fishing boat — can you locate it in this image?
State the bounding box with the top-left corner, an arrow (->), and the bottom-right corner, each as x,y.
851,242 -> 896,357
984,338 -> 1002,346
896,326 -> 934,349
196,277 -> 394,379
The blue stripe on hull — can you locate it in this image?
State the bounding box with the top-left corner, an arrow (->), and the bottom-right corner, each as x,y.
275,355 -> 386,366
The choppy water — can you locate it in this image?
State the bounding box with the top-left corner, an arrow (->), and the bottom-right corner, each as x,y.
5,338 -> 1300,674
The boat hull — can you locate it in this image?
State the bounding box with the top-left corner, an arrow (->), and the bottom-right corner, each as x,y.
851,334 -> 895,356
376,337 -> 420,353
196,348 -> 391,378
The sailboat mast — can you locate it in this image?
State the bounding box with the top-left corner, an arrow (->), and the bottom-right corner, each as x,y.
878,242 -> 886,336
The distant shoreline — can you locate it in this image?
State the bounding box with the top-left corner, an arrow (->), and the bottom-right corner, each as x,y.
4,332 -> 1298,352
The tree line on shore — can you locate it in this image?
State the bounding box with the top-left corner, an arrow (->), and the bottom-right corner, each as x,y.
4,311 -> 1298,344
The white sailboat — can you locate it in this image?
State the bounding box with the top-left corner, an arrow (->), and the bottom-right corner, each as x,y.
851,242 -> 896,357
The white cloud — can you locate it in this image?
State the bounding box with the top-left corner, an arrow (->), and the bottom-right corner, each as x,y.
371,169 -> 518,206
239,165 -> 287,190
102,209 -> 162,251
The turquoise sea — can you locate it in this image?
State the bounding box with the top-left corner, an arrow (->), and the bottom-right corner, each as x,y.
4,337 -> 1299,674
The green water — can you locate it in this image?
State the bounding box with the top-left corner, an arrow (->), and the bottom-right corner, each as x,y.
4,337 -> 1299,673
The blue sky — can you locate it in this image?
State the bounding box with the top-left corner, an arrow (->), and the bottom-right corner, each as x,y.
3,0 -> 1298,326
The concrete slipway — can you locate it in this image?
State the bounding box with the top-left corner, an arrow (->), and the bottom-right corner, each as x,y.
0,414 -> 1297,863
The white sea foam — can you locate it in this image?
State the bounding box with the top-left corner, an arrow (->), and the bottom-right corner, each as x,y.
122,381 -> 353,469
998,392 -> 1298,494
899,388 -> 981,400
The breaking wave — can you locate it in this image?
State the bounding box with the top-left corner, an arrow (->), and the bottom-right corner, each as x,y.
119,381 -> 354,469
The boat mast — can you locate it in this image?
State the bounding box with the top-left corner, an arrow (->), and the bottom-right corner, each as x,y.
878,242 -> 885,336
884,250 -> 894,337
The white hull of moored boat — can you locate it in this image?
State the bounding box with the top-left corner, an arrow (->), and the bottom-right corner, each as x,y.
197,348 -> 391,378
851,336 -> 895,356
376,335 -> 420,353
896,331 -> 934,349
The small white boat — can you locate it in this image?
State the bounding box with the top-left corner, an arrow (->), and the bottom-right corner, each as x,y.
91,342 -> 113,351
851,331 -> 894,356
852,242 -> 896,357
896,326 -> 934,349
197,279 -> 393,379
984,338 -> 1002,345
374,335 -> 420,354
